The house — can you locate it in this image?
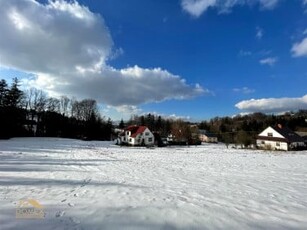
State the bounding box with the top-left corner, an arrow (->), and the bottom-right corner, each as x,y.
119,125 -> 154,146
23,113 -> 38,136
199,130 -> 218,143
256,124 -> 306,151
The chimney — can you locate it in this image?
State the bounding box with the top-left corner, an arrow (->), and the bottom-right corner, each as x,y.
277,124 -> 282,129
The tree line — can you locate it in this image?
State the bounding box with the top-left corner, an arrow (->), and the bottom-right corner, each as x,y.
198,111 -> 307,147
124,110 -> 307,147
0,78 -> 113,140
1,78 -> 306,145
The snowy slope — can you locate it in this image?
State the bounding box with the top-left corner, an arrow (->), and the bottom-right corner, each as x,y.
0,138 -> 307,230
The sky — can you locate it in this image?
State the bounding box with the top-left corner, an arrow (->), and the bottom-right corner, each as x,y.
0,0 -> 306,121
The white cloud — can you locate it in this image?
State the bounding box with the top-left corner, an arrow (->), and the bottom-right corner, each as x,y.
235,95 -> 307,113
291,38 -> 307,57
113,105 -> 142,115
259,0 -> 279,9
233,87 -> 255,94
181,0 -> 280,17
140,111 -> 191,121
181,0 -> 217,17
259,57 -> 278,66
0,0 -> 206,108
256,26 -> 264,39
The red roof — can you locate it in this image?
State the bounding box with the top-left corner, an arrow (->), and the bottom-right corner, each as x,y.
124,126 -> 148,138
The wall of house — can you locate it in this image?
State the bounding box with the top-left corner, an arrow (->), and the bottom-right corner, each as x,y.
199,134 -> 206,142
256,139 -> 288,151
199,134 -> 217,143
208,137 -> 218,143
139,128 -> 154,146
258,127 -> 284,138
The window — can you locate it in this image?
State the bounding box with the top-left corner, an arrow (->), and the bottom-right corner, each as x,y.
261,141 -> 265,144
276,142 -> 280,147
267,132 -> 273,137
148,137 -> 153,142
145,132 -> 150,136
129,138 -> 132,142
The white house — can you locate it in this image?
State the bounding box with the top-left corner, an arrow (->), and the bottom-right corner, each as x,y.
198,130 -> 218,143
119,126 -> 154,146
256,124 -> 305,151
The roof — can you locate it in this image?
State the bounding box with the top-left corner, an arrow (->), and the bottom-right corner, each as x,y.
124,126 -> 148,138
273,125 -> 305,143
203,133 -> 217,138
199,130 -> 217,138
199,129 -> 207,135
258,125 -> 305,143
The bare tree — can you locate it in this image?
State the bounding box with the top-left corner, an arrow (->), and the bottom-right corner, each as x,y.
71,99 -> 98,121
46,97 -> 60,112
71,98 -> 81,120
25,88 -> 48,113
60,96 -> 70,116
171,120 -> 191,142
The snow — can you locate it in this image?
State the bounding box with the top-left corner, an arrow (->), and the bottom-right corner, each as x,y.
0,138 -> 307,230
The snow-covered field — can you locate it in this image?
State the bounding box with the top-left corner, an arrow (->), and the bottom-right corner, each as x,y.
0,138 -> 306,230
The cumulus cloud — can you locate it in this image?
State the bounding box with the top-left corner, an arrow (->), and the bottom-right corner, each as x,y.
259,57 -> 278,66
233,87 -> 255,94
0,0 -> 112,74
235,95 -> 307,113
0,0 -> 206,107
29,65 -> 205,106
291,38 -> 307,57
181,0 -> 217,17
112,105 -> 142,115
181,0 -> 280,17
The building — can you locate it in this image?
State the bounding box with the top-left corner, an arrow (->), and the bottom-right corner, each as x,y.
119,125 -> 154,146
199,130 -> 218,143
256,124 -> 306,151
23,113 -> 38,136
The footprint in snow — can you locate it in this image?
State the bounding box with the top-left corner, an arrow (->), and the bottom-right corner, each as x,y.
68,203 -> 75,207
61,199 -> 67,202
69,217 -> 81,225
81,178 -> 91,187
55,211 -> 65,218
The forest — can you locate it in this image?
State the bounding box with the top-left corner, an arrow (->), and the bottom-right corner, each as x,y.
0,78 -> 112,140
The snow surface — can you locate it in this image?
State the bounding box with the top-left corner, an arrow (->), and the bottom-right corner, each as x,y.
0,138 -> 307,230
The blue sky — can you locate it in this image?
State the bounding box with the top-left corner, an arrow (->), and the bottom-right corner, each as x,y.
0,0 -> 306,121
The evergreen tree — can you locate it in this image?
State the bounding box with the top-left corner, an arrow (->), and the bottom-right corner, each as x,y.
119,119 -> 125,129
0,79 -> 8,107
6,78 -> 23,108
